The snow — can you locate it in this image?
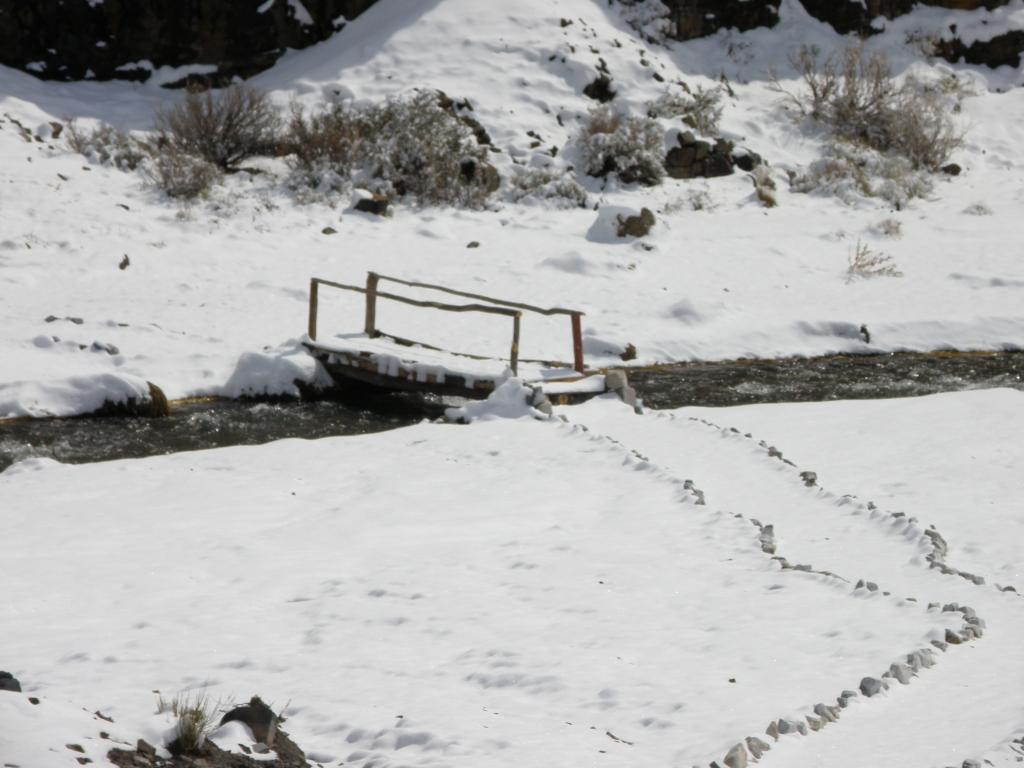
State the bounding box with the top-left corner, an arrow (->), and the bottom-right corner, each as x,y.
2,2 -> 1024,765
1,391 -> 1021,766
0,0 -> 1023,415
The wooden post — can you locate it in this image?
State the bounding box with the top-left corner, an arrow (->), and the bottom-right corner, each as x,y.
510,313 -> 521,376
571,313 -> 584,373
364,272 -> 380,337
308,278 -> 319,340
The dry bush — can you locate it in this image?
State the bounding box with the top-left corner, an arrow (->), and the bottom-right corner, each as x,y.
154,85 -> 281,171
662,188 -> 715,214
963,202 -> 993,216
647,84 -> 724,136
507,165 -> 588,208
846,240 -> 902,283
156,692 -> 222,755
874,217 -> 903,238
791,143 -> 932,207
576,104 -> 664,186
65,121 -> 147,170
285,91 -> 495,207
774,45 -> 963,170
145,144 -> 222,199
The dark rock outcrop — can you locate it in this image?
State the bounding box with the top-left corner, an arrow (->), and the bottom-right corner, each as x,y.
933,30 -> 1024,69
0,0 -> 378,86
664,132 -> 738,179
658,0 -> 781,41
0,671 -> 21,692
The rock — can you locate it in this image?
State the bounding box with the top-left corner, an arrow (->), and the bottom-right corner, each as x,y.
616,207 -> 656,238
136,739 -> 157,759
777,718 -> 802,735
745,736 -> 771,759
118,254 -> 130,270
466,241 -> 480,249
814,703 -> 839,722
220,697 -> 278,746
806,715 -> 822,731
619,343 -> 637,361
321,226 -> 337,235
665,131 -> 737,180
765,721 -> 779,741
660,0 -> 780,40
733,149 -> 763,172
352,190 -> 389,216
934,30 -> 1024,70
945,628 -> 964,645
941,163 -> 962,176
583,74 -> 616,102
859,676 -> 883,697
0,671 -> 22,692
889,662 -> 914,684
723,742 -> 747,768
0,0 -> 379,85
799,471 -> 817,487
838,690 -> 857,708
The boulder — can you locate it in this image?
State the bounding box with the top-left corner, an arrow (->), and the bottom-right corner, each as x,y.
352,190 -> 389,216
0,671 -> 21,692
583,74 -> 616,102
665,132 -> 736,179
220,697 -> 278,746
723,742 -> 747,768
860,676 -> 883,697
616,207 -> 656,238
0,0 -> 379,85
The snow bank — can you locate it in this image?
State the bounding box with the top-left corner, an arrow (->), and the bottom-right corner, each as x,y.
444,377 -> 550,423
221,340 -> 332,399
0,373 -> 153,419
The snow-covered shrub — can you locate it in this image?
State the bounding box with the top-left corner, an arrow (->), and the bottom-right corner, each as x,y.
963,202 -> 993,216
774,45 -> 963,170
791,144 -> 932,207
846,240 -> 902,283
749,165 -> 777,208
663,188 -> 715,213
286,101 -> 369,194
576,104 -> 664,186
154,85 -> 281,171
507,165 -> 588,208
874,217 -> 903,238
65,122 -> 147,171
616,0 -> 674,43
647,85 -> 723,136
145,145 -> 222,200
286,91 -> 496,208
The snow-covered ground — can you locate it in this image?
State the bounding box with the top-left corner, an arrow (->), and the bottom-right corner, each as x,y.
2,389 -> 1022,767
1,0 -> 1023,416
2,2 -> 1023,766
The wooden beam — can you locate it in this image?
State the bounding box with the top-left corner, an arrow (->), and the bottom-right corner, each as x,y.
376,273 -> 584,318
571,313 -> 584,373
308,278 -> 319,340
510,313 -> 521,376
364,272 -> 380,337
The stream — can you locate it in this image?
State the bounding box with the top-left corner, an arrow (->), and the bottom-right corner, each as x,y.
1,351 -> 1021,473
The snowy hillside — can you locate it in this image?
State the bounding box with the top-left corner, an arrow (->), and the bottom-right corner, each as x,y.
1,0 -> 1022,416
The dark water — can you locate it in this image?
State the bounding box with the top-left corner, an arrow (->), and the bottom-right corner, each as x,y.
2,352 -> 1021,473
0,398 -> 422,473
629,351 -> 1024,409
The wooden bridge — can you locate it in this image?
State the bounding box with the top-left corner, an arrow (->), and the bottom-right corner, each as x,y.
303,271 -> 614,402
